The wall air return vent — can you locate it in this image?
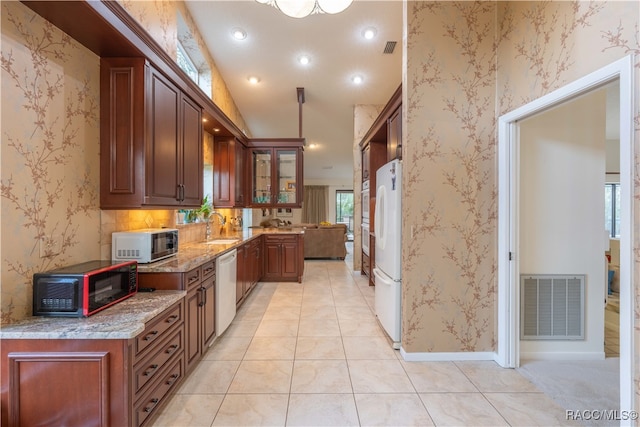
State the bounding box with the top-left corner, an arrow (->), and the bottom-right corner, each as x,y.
520,275 -> 585,340
383,41 -> 397,54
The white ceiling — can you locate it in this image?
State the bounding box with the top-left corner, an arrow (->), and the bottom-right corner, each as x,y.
184,0 -> 403,181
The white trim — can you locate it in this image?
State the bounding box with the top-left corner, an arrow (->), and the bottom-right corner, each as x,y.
497,55 -> 634,418
400,349 -> 496,362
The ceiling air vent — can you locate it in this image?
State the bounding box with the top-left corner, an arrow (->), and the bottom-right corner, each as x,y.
383,41 -> 397,54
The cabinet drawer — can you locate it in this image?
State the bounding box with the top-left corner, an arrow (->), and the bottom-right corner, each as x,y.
362,253 -> 370,275
133,328 -> 183,394
201,260 -> 215,280
135,302 -> 183,357
134,356 -> 184,427
264,234 -> 297,243
184,266 -> 201,289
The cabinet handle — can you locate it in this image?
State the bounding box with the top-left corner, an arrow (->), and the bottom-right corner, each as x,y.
143,330 -> 159,341
166,314 -> 179,324
203,266 -> 214,275
143,398 -> 160,413
187,272 -> 200,284
200,286 -> 207,306
143,364 -> 159,377
165,344 -> 179,355
166,373 -> 180,386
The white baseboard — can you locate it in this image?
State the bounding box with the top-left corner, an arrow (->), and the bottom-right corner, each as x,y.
520,351 -> 606,361
400,349 -> 497,362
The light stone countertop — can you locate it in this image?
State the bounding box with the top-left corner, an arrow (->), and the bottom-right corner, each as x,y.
137,227 -> 305,274
0,290 -> 186,340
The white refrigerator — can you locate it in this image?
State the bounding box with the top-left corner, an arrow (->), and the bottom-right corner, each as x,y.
373,158 -> 402,349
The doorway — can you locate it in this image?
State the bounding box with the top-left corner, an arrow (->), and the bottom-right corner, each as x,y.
336,190 -> 354,240
497,56 -> 634,414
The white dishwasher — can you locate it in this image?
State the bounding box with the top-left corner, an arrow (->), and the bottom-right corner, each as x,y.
215,249 -> 237,336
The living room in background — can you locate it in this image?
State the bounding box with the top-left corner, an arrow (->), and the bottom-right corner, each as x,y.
336,190 -> 354,240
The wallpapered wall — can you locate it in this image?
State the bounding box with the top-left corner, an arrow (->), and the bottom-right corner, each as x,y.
0,1 -> 251,324
1,2 -> 101,323
404,0 -> 639,402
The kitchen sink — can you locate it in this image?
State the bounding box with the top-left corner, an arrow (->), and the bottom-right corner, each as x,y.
206,239 -> 240,244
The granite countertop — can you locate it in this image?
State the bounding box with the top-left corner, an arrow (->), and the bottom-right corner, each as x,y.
0,290 -> 186,340
138,227 -> 305,273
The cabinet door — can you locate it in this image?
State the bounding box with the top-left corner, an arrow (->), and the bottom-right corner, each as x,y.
214,137 -> 234,207
100,57 -> 146,208
280,240 -> 299,280
185,286 -> 201,371
362,144 -> 371,181
387,107 -> 402,161
235,244 -> 245,303
263,240 -> 282,280
275,148 -> 299,206
201,276 -> 216,348
180,94 -> 203,206
250,148 -> 272,205
145,67 -> 181,205
235,142 -> 246,206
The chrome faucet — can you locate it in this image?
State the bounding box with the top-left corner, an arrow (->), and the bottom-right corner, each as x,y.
211,211 -> 226,226
210,211 -> 227,235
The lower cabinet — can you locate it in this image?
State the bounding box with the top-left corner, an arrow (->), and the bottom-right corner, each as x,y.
263,234 -> 304,283
182,261 -> 216,372
236,236 -> 264,306
0,300 -> 185,427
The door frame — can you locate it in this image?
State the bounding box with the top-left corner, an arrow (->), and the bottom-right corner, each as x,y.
496,55 -> 635,416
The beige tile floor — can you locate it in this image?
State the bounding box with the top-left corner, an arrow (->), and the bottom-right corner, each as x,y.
152,258 -> 579,427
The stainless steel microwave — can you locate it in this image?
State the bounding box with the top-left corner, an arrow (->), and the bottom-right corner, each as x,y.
112,228 -> 178,264
33,260 -> 138,317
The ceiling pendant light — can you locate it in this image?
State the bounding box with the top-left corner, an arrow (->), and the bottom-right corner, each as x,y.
256,0 -> 353,19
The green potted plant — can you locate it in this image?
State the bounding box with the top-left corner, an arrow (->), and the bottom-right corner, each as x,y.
197,194 -> 212,222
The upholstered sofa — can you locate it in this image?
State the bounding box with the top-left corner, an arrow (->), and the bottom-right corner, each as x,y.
299,223 -> 347,259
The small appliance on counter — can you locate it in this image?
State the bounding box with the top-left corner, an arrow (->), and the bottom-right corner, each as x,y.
33,260 -> 138,317
112,228 -> 178,264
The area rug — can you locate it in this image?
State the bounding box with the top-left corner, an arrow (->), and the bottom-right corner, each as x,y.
517,358 -> 620,426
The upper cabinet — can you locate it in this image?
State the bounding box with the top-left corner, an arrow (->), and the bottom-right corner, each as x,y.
213,137 -> 246,208
100,57 -> 203,209
387,106 -> 402,161
248,139 -> 304,208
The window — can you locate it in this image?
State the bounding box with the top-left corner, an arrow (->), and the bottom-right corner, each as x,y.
176,42 -> 199,84
605,183 -> 621,238
336,190 -> 354,238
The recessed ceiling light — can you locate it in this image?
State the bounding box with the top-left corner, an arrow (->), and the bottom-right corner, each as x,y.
202,118 -> 208,123
232,28 -> 247,40
298,55 -> 310,65
213,128 -> 221,133
248,76 -> 260,84
351,74 -> 363,85
362,27 -> 377,40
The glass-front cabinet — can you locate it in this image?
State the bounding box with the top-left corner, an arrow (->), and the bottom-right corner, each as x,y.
249,139 -> 304,208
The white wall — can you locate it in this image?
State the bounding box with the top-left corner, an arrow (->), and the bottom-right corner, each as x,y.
519,87 -> 607,359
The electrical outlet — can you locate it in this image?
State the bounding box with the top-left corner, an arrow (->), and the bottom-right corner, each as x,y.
39,236 -> 61,258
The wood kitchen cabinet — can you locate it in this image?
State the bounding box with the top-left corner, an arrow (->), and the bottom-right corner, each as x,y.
387,105 -> 402,161
235,237 -> 263,307
139,260 -> 215,373
213,136 -> 246,208
263,234 -> 304,283
248,139 -> 304,208
1,299 -> 185,427
100,57 -> 203,209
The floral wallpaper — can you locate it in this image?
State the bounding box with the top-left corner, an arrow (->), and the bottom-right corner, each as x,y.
1,1 -> 101,323
405,0 -> 639,404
